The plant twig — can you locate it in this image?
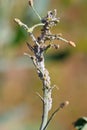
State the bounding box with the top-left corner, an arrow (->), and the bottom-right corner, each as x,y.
43,101 -> 69,130
15,3 -> 75,130
36,92 -> 44,102
28,0 -> 41,20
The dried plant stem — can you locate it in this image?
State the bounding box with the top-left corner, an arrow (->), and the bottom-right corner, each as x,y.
32,5 -> 41,20
43,101 -> 69,130
25,43 -> 52,130
14,5 -> 75,129
35,52 -> 52,130
28,0 -> 41,20
40,88 -> 51,130
43,106 -> 61,130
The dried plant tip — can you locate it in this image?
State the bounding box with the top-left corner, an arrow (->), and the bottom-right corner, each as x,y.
68,41 -> 76,47
28,0 -> 33,7
14,18 -> 29,31
65,101 -> 69,106
14,18 -> 21,25
14,18 -> 24,27
60,101 -> 69,108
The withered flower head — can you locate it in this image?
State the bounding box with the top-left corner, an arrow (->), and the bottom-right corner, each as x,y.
28,0 -> 33,7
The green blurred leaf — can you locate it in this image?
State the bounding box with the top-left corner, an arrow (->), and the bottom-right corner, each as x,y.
12,26 -> 28,47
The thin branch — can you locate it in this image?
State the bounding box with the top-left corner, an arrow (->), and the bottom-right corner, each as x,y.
57,36 -> 76,47
26,42 -> 34,52
31,23 -> 44,30
40,88 -> 51,130
32,5 -> 41,20
43,101 -> 69,130
29,33 -> 40,46
46,34 -> 76,47
14,18 -> 44,34
28,0 -> 41,20
43,107 -> 61,130
36,92 -> 44,102
14,18 -> 29,31
24,52 -> 32,58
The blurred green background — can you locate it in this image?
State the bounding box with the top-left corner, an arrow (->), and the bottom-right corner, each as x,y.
0,0 -> 87,130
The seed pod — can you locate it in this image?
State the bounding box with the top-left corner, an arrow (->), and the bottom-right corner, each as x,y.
28,0 -> 33,7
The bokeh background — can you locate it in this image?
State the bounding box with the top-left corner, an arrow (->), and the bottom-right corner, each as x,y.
0,0 -> 87,130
